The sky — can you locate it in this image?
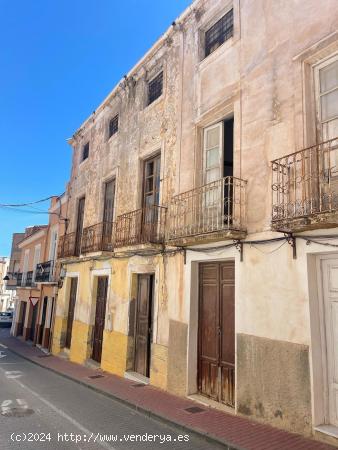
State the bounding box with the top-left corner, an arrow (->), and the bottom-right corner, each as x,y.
0,0 -> 192,256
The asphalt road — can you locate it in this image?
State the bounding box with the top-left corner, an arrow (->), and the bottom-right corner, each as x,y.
0,329 -> 224,450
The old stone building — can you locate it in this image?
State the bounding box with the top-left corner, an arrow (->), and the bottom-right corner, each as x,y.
53,0 -> 338,445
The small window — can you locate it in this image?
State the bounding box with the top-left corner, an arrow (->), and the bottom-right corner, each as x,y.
148,72 -> 163,105
109,115 -> 119,138
205,9 -> 233,57
82,142 -> 89,161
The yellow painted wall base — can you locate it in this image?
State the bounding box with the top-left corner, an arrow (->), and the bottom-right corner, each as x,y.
150,343 -> 168,390
69,320 -> 92,364
51,315 -> 67,354
101,330 -> 129,376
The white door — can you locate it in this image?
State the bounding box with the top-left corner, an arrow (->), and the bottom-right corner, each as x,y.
321,256 -> 338,426
203,123 -> 224,230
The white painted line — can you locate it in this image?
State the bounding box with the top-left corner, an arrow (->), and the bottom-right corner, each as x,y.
0,344 -> 8,349
0,366 -> 116,450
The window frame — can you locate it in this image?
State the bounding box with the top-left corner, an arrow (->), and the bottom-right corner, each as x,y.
108,114 -> 119,139
82,142 -> 90,162
147,71 -> 164,106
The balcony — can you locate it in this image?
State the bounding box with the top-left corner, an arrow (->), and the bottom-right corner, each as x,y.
57,232 -> 77,258
167,176 -> 247,245
6,272 -> 22,288
22,271 -> 34,287
114,205 -> 167,248
81,222 -> 114,253
272,137 -> 338,231
35,261 -> 55,283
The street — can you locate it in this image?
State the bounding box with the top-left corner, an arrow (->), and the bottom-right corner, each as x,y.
0,330 -> 223,450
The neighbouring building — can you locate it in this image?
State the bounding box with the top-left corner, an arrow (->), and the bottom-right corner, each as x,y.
11,195 -> 67,351
51,0 -> 338,446
0,257 -> 15,312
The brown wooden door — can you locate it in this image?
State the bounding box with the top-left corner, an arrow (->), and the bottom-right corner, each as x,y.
102,180 -> 115,250
134,274 -> 154,377
65,277 -> 78,349
17,302 -> 26,336
92,277 -> 109,363
198,261 -> 235,406
29,303 -> 38,341
38,297 -> 48,345
74,197 -> 85,256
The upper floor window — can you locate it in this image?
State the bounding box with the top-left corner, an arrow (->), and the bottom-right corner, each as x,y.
205,9 -> 233,58
148,72 -> 163,105
109,115 -> 119,138
82,142 -> 89,161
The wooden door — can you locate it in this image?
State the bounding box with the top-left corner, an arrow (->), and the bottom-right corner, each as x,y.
198,261 -> 235,406
142,156 -> 161,240
74,197 -> 85,256
38,297 -> 48,345
134,274 -> 154,377
92,277 -> 109,363
17,302 -> 26,336
29,303 -> 38,341
102,180 -> 115,250
321,257 -> 338,426
65,277 -> 78,349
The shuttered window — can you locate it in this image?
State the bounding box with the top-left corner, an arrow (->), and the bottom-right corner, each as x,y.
109,115 -> 119,138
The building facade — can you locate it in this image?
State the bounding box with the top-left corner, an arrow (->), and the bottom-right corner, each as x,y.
11,195 -> 67,350
0,257 -> 15,312
52,0 -> 338,445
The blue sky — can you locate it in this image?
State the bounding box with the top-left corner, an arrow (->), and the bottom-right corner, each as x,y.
0,0 -> 191,256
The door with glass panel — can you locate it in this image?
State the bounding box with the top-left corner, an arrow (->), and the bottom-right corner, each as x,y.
142,155 -> 161,241
316,56 -> 338,211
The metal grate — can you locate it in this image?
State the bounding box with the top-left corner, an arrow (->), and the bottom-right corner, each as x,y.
88,374 -> 104,379
109,115 -> 119,138
82,142 -> 89,161
184,406 -> 206,414
148,72 -> 163,105
205,9 -> 233,57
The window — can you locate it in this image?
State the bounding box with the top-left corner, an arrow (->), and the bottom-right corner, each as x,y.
148,72 -> 163,105
109,115 -> 119,138
82,142 -> 89,161
205,9 -> 233,57
317,58 -> 338,141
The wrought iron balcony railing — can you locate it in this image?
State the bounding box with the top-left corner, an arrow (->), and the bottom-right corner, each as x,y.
114,205 -> 167,248
22,271 -> 34,287
15,272 -> 23,287
35,260 -> 54,283
81,221 -> 114,253
168,176 -> 247,241
272,137 -> 338,229
57,232 -> 77,258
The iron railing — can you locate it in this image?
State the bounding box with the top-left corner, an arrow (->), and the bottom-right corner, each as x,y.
272,137 -> 338,225
168,176 -> 247,240
35,260 -> 54,283
81,221 -> 114,253
23,271 -> 34,287
114,205 -> 167,247
16,273 -> 23,287
57,232 -> 77,258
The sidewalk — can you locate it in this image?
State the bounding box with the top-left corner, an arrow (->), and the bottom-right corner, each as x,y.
1,335 -> 336,450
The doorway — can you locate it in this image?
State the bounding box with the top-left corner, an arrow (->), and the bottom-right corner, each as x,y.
198,261 -> 235,407
319,256 -> 338,427
65,277 -> 78,349
134,274 -> 154,378
17,302 -> 26,336
29,303 -> 38,342
38,296 -> 48,346
92,277 -> 109,363
74,197 -> 85,256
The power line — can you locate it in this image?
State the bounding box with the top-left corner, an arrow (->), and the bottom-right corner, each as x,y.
0,195 -> 55,208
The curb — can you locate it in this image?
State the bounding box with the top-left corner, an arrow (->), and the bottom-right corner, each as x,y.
3,341 -> 243,450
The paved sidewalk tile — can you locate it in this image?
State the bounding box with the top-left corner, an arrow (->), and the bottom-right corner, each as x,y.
1,335 -> 336,450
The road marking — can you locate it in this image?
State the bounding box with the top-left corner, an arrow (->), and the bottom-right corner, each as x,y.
0,343 -> 8,348
0,364 -> 116,450
5,370 -> 23,379
0,351 -> 6,359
